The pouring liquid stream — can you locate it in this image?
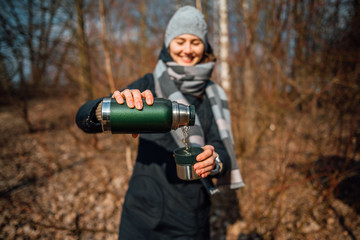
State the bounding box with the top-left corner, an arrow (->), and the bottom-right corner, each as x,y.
182,126 -> 191,155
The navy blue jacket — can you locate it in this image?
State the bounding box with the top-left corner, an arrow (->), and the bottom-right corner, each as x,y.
76,73 -> 230,240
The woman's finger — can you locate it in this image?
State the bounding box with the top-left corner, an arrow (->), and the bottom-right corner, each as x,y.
196,146 -> 214,161
112,90 -> 124,104
194,156 -> 215,170
121,89 -> 135,108
194,161 -> 214,176
131,89 -> 143,110
141,89 -> 154,105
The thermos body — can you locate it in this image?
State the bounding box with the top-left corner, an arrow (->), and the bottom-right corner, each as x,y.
101,98 -> 195,134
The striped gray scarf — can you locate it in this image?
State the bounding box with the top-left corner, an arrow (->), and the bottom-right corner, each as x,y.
154,59 -> 245,190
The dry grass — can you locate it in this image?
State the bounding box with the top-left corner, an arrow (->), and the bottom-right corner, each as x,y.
0,95 -> 359,239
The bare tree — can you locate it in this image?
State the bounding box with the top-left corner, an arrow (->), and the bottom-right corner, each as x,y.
75,0 -> 93,100
240,0 -> 257,150
196,0 -> 202,13
0,53 -> 11,93
0,0 -> 68,91
99,0 -> 115,93
0,0 -> 72,132
139,0 -> 148,76
219,0 -> 231,93
211,0 -> 220,83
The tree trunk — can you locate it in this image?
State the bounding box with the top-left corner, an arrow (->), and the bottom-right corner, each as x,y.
242,0 -> 256,150
212,1 -> 220,82
99,0 -> 115,93
196,0 -> 202,13
75,0 -> 93,100
219,0 -> 231,93
139,0 -> 147,76
26,0 -> 39,87
0,55 -> 10,93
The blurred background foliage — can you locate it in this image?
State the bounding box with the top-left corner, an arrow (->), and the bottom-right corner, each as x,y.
0,0 -> 359,239
0,0 -> 358,156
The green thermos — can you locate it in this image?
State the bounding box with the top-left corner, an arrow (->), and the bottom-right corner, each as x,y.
101,98 -> 195,133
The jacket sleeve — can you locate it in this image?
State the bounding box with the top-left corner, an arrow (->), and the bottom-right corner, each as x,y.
75,74 -> 155,134
75,98 -> 104,133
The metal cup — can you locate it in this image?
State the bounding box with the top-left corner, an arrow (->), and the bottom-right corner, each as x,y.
173,147 -> 204,181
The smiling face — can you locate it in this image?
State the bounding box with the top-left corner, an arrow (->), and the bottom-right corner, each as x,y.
168,34 -> 205,66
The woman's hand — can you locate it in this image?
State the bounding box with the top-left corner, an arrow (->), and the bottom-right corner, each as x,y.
112,89 -> 154,138
112,89 -> 154,110
193,145 -> 218,178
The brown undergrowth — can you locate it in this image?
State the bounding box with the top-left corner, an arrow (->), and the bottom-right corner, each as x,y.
0,95 -> 359,239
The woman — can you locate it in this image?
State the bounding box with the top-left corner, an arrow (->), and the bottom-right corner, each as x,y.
76,5 -> 244,239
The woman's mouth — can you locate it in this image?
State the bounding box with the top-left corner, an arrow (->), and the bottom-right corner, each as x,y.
180,56 -> 193,63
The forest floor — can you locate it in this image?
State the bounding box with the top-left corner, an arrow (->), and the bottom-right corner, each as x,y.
0,95 -> 359,240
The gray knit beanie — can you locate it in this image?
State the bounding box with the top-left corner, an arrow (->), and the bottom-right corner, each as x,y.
165,6 -> 208,49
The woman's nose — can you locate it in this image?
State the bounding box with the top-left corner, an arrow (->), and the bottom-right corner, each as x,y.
184,43 -> 192,53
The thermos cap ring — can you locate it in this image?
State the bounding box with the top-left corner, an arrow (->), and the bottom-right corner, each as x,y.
101,98 -> 112,133
189,105 -> 195,126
